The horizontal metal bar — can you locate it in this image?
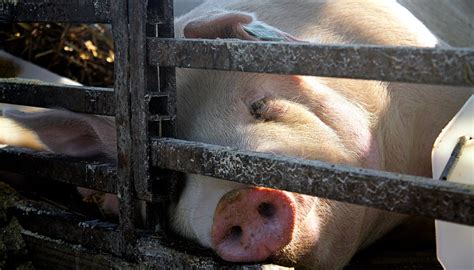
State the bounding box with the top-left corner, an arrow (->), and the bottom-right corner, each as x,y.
0,147 -> 117,194
0,79 -> 115,115
0,0 -> 111,23
0,0 -> 165,23
151,138 -> 474,225
0,147 -> 160,202
148,38 -> 474,86
18,203 -> 442,269
148,115 -> 173,122
136,235 -> 280,269
22,231 -> 134,269
15,199 -> 122,256
14,198 -> 277,269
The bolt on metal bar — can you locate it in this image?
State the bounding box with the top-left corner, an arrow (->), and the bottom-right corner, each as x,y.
110,0 -> 137,257
0,80 -> 115,115
148,38 -> 474,86
151,138 -> 474,225
440,136 -> 473,181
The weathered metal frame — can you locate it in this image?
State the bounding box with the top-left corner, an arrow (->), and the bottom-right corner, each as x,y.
0,80 -> 114,115
14,197 -> 271,269
0,147 -> 117,194
152,138 -> 474,225
1,138 -> 472,225
149,38 -> 474,86
0,0 -> 473,268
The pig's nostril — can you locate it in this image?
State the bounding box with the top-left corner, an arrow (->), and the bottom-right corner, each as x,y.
228,226 -> 242,240
258,202 -> 276,218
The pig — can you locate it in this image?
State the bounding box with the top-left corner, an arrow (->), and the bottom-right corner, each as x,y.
1,0 -> 473,269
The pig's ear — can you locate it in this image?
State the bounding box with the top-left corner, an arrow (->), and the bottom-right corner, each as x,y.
183,11 -> 301,42
3,109 -> 116,158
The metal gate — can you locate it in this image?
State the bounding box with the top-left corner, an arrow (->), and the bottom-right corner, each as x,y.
0,0 -> 472,268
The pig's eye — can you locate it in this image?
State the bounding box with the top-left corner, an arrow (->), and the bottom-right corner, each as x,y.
250,97 -> 269,120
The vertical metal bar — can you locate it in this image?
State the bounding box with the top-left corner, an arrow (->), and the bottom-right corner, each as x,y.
126,0 -> 178,230
128,0 -> 153,205
110,0 -> 137,256
128,0 -> 166,230
156,0 -> 177,94
143,0 -> 162,230
147,0 -> 179,232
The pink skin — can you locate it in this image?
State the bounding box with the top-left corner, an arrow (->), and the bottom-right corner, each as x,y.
171,65 -> 377,266
174,9 -> 397,267
212,187 -> 296,262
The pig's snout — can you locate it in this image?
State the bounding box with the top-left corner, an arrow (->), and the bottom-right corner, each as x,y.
211,187 -> 296,262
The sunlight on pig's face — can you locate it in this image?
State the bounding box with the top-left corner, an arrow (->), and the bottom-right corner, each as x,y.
170,69 -> 383,267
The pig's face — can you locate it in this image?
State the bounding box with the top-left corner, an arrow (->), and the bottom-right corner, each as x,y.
171,67 -> 391,267
167,11 -> 398,268
0,6 -> 410,269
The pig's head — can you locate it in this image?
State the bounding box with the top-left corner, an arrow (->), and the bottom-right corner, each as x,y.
171,11 -> 403,268
1,11 -> 404,269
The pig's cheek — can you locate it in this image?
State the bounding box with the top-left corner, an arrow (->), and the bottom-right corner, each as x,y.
292,195 -> 322,248
170,174 -> 246,248
272,193 -> 322,265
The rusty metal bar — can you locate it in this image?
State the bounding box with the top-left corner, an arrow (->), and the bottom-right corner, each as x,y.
0,80 -> 114,115
0,0 -> 164,23
151,138 -> 474,225
148,38 -> 474,86
110,0 -> 137,256
0,147 -> 116,194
